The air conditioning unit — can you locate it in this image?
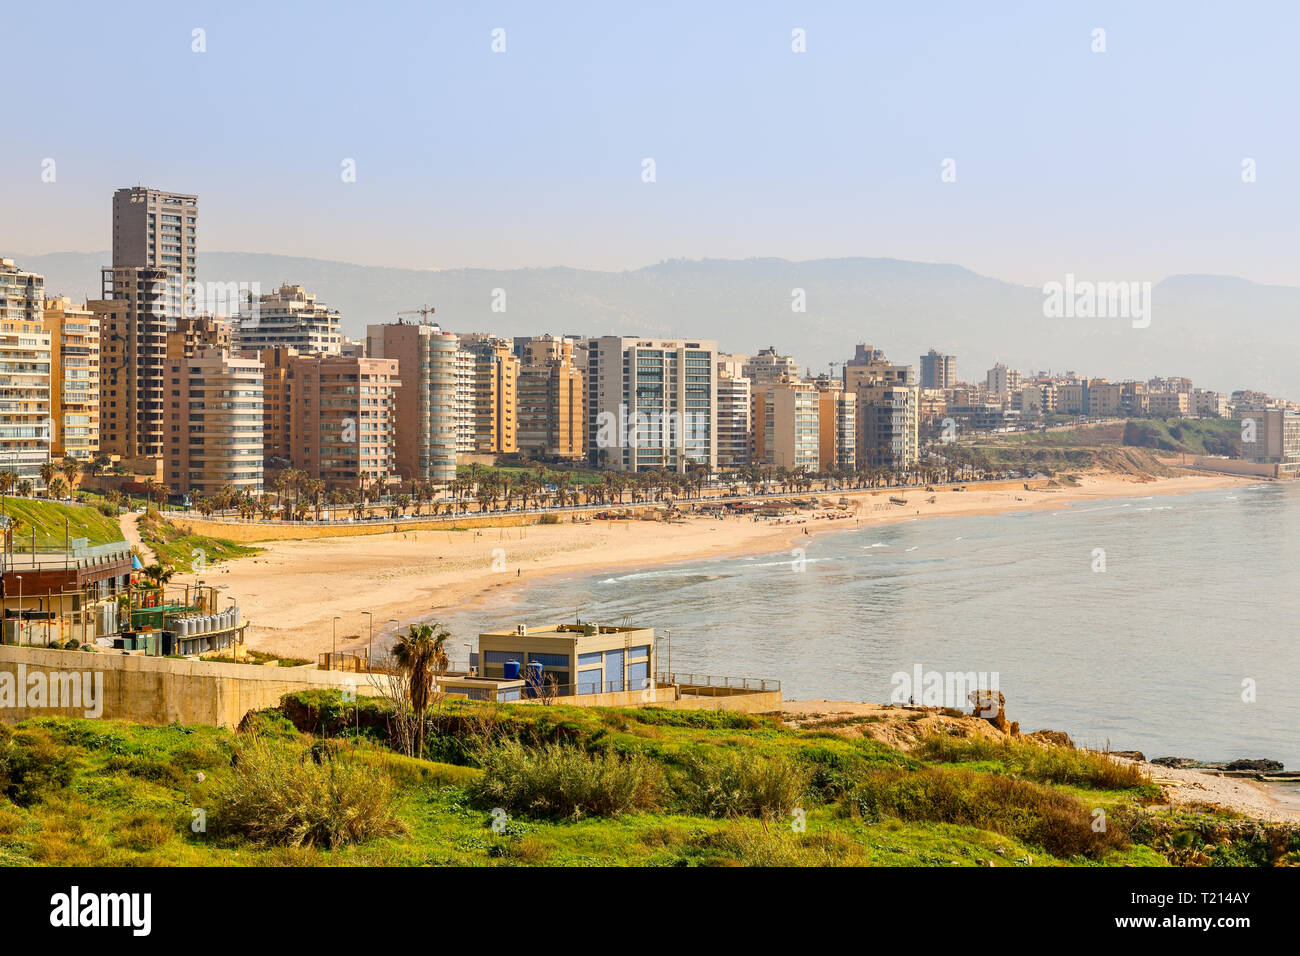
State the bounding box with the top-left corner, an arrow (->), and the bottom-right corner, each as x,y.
515,624 -> 527,636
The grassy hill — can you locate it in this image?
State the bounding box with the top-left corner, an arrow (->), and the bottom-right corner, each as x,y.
1,694 -> 1294,867
0,498 -> 123,550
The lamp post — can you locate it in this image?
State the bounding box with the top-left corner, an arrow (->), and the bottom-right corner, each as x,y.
362,610 -> 373,667
14,575 -> 21,646
332,615 -> 341,669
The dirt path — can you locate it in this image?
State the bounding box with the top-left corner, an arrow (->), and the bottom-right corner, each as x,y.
118,512 -> 155,564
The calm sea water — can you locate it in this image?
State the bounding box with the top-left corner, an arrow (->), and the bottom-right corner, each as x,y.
432,483 -> 1300,768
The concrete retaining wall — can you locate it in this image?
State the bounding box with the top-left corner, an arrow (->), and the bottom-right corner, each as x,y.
0,645 -> 373,728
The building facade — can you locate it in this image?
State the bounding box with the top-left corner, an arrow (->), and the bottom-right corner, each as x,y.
41,296 -> 99,461
919,349 -> 957,389
289,355 -> 401,490
0,260 -> 52,483
365,322 -> 458,484
715,372 -> 751,471
234,285 -> 341,355
90,266 -> 170,462
750,378 -> 820,471
586,336 -> 717,472
111,187 -> 197,317
165,348 -> 264,496
516,335 -> 585,460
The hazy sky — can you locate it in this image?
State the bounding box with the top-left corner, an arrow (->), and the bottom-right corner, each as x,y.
4,0 -> 1298,286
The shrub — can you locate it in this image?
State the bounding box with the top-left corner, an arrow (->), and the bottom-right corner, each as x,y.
845,768 -> 1129,859
0,727 -> 76,807
469,739 -> 662,818
676,749 -> 810,820
916,734 -> 1151,791
210,739 -> 406,848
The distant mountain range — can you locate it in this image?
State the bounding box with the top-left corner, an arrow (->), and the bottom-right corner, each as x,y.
10,250 -> 1297,399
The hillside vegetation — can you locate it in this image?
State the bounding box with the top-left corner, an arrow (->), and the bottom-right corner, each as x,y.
1,694 -> 1295,867
0,497 -> 123,550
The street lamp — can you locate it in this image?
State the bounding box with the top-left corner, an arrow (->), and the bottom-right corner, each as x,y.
14,575 -> 21,646
361,610 -> 373,666
332,615 -> 341,668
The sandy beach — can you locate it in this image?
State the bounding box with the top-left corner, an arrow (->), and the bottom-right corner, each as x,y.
187,469 -> 1252,661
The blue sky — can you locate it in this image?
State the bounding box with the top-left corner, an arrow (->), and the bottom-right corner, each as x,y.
4,0 -> 1298,285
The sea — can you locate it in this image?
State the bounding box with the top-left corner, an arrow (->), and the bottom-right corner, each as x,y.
430,482 -> 1300,769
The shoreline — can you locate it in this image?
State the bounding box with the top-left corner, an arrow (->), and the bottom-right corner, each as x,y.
197,468 -> 1255,662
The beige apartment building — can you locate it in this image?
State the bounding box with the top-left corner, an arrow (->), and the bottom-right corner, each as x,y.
234,284 -> 341,355
751,378 -> 820,471
0,259 -> 53,484
289,355 -> 401,489
366,322 -> 458,485
90,266 -> 170,462
845,345 -> 918,471
920,349 -> 957,389
41,296 -> 99,461
456,334 -> 518,456
814,377 -> 856,472
165,348 -> 264,496
516,335 -> 585,460
254,346 -> 298,463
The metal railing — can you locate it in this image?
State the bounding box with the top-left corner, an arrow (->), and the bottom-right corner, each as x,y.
656,673 -> 781,693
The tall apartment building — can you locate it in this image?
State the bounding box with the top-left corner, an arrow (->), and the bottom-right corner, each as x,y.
0,260 -> 52,483
586,337 -> 717,472
516,335 -> 585,460
1084,379 -> 1123,417
111,187 -> 197,317
234,284 -> 341,355
456,335 -> 518,456
41,297 -> 99,461
844,345 -> 918,471
366,322 -> 458,484
256,347 -> 298,463
985,363 -> 1020,396
919,349 -> 957,389
289,355 -> 401,489
717,352 -> 748,380
1147,391 -> 1191,417
1193,389 -> 1228,417
814,377 -> 856,472
743,346 -> 800,385
750,378 -> 820,471
90,267 -> 169,461
165,348 -> 264,496
715,372 -> 751,470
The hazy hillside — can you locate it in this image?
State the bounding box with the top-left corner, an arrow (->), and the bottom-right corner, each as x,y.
11,250 -> 1298,399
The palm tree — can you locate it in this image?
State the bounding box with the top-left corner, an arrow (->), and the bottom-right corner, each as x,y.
48,476 -> 68,500
60,456 -> 81,493
390,621 -> 452,759
38,460 -> 56,492
141,563 -> 175,589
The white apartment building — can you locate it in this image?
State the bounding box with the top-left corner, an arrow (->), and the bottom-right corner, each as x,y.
586,336 -> 717,472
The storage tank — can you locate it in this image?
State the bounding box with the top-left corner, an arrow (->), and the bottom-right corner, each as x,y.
503,660 -> 521,680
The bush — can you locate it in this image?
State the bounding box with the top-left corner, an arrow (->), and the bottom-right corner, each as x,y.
210,739 -> 406,848
0,726 -> 76,807
470,739 -> 662,818
916,734 -> 1151,791
845,768 -> 1129,859
676,749 -> 810,820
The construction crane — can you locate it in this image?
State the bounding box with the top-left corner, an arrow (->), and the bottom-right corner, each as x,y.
396,304 -> 436,324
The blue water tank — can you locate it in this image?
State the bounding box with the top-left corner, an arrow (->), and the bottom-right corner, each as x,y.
527,661 -> 543,684
503,659 -> 521,680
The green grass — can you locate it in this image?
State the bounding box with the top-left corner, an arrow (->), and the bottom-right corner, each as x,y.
0,702 -> 1292,867
138,513 -> 261,571
0,497 -> 124,550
